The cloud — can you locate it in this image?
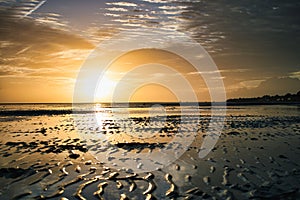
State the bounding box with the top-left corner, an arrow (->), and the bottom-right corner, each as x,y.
289,70 -> 300,79
141,0 -> 170,4
0,5 -> 94,76
22,0 -> 47,18
178,0 -> 300,79
0,17 -> 93,50
229,77 -> 300,98
0,65 -> 35,76
106,2 -> 138,7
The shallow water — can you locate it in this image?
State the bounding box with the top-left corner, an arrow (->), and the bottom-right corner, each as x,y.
0,104 -> 299,199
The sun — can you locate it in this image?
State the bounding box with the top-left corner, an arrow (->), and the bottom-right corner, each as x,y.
94,75 -> 117,102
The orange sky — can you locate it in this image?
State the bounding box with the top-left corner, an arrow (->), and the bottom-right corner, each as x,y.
93,49 -> 210,103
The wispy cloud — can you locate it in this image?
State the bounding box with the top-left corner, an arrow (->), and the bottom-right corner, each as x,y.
22,0 -> 47,18
0,3 -> 94,82
106,2 -> 137,7
228,77 -> 300,98
289,70 -> 300,79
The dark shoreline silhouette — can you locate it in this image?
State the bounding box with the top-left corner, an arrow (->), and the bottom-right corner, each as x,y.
227,91 -> 300,105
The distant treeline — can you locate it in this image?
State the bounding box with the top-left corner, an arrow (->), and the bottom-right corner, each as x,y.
227,91 -> 300,105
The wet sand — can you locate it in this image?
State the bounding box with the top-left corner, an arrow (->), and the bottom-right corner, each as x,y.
0,105 -> 300,199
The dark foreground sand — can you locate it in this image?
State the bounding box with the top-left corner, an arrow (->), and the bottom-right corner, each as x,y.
0,105 -> 299,199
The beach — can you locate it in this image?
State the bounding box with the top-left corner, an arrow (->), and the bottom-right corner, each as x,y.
0,104 -> 299,199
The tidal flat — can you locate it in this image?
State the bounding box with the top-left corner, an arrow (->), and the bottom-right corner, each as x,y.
0,104 -> 299,199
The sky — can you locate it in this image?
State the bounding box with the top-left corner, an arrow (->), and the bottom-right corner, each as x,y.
0,0 -> 299,102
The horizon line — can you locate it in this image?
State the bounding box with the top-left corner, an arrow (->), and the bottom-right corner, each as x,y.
0,101 -> 218,104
